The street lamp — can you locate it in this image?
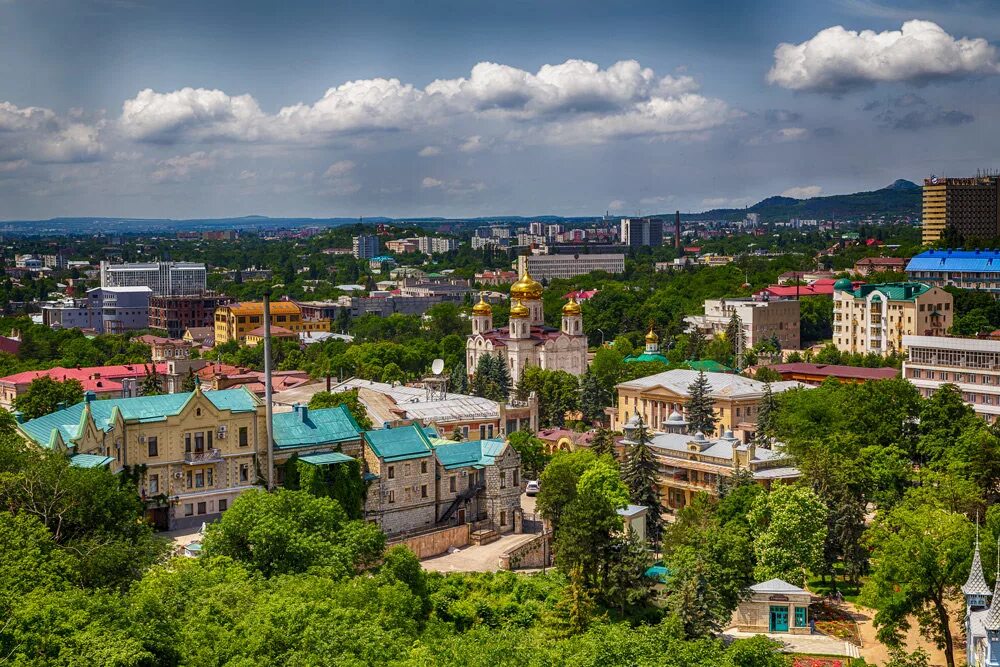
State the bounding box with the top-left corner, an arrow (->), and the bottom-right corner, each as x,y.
596,328 -> 605,347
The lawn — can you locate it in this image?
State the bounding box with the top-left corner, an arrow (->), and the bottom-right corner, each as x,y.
806,566 -> 865,605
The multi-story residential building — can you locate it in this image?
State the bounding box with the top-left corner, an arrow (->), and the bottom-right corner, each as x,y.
620,217 -> 664,247
432,437 -> 522,532
385,239 -> 419,254
100,261 -> 207,296
613,369 -> 807,440
906,249 -> 1000,297
361,424 -> 440,535
42,287 -> 152,333
417,237 -> 460,255
832,281 -> 953,355
352,234 -> 379,260
214,301 -> 329,345
922,175 -> 1000,245
0,362 -> 167,410
136,335 -> 193,362
516,253 -> 625,280
684,297 -> 801,350
903,335 -> 1000,424
149,293 -> 231,338
853,256 -> 908,276
620,414 -> 798,511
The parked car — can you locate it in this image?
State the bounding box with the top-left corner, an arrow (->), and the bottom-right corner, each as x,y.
525,480 -> 540,496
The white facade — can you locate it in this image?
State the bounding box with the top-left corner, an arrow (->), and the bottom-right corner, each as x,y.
516,253 -> 625,280
904,335 -> 1000,424
352,235 -> 379,260
685,297 -> 801,350
100,261 -> 206,296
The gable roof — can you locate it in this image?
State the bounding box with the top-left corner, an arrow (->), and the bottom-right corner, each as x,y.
272,405 -> 362,451
432,438 -> 506,470
298,451 -> 355,466
363,423 -> 433,462
749,578 -> 810,596
616,368 -> 805,399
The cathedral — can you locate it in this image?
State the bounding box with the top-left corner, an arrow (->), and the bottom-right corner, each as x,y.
963,532 -> 1000,666
466,268 -> 589,384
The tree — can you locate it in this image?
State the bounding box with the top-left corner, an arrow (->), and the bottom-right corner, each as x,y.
507,429 -> 549,479
13,376 -> 84,419
579,369 -> 608,424
181,368 -> 198,392
202,489 -> 385,577
308,389 -> 373,430
622,416 -> 662,545
139,364 -> 163,396
686,327 -> 705,360
726,312 -> 746,369
748,484 -> 827,586
589,427 -> 616,461
491,354 -> 512,401
602,528 -> 654,615
449,362 -> 468,395
685,371 -> 717,435
860,501 -> 972,667
666,552 -> 726,638
755,381 -> 777,447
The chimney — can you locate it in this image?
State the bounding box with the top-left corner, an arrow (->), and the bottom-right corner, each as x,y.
674,210 -> 681,250
13,411 -> 24,423
293,403 -> 309,422
84,390 -> 95,403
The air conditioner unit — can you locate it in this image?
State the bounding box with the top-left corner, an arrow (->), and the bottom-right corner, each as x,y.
173,471 -> 183,479
217,426 -> 227,438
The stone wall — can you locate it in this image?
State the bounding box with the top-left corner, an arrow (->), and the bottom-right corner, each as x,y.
499,532 -> 553,570
388,523 -> 470,560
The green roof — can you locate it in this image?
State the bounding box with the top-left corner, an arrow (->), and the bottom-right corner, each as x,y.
432,438 -> 506,470
363,423 -> 433,462
298,451 -> 355,466
685,360 -> 733,373
272,405 -> 362,451
623,352 -> 670,364
849,282 -> 932,302
69,454 -> 115,469
19,388 -> 259,450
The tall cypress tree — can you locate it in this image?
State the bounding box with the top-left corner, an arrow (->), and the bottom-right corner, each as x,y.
471,354 -> 492,398
140,365 -> 163,396
579,369 -> 607,424
685,370 -> 717,435
622,415 -> 662,545
491,355 -> 512,401
755,380 -> 777,447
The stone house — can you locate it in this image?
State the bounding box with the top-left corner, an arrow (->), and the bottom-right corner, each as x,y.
432,438 -> 523,533
732,579 -> 812,635
362,424 -> 439,536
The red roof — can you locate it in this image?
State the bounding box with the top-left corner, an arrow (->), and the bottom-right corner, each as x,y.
562,289 -> 599,300
756,279 -> 863,298
767,363 -> 898,381
0,363 -> 167,392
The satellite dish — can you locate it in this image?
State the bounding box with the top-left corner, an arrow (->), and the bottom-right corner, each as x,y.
431,358 -> 444,375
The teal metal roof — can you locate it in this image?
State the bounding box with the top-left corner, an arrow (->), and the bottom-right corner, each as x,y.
685,360 -> 733,373
69,454 -> 115,469
363,423 -> 432,462
624,352 -> 669,364
432,438 -> 505,470
19,388 -> 259,449
849,282 -> 932,302
298,451 -> 355,466
645,565 -> 670,584
272,405 -> 362,451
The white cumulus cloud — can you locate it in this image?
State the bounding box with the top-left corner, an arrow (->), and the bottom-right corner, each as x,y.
418,145 -> 441,157
421,176 -> 443,189
120,87 -> 265,143
781,185 -> 823,199
768,20 -> 1000,93
0,102 -> 103,164
323,160 -> 355,178
151,150 -> 218,183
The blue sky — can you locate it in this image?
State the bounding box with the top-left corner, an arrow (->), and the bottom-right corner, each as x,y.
2,0 -> 1000,220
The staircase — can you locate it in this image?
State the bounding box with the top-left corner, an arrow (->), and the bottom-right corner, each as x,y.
438,481 -> 484,524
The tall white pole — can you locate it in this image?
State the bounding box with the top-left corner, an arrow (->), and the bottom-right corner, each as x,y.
263,289 -> 275,490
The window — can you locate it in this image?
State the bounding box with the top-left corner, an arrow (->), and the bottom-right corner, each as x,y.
207,468 -> 213,486
794,607 -> 808,628
421,460 -> 428,474
480,425 -> 487,439
197,502 -> 207,515
149,474 -> 159,494
184,503 -> 194,517
195,471 -> 205,488
219,499 -> 228,512
388,466 -> 395,479
500,471 -> 506,489
207,429 -> 213,449
240,463 -> 249,482
404,463 -> 411,477
186,471 -> 193,488
500,510 -> 507,526
388,490 -> 395,504
421,484 -> 428,498
185,433 -> 192,452
449,476 -> 457,492
147,436 -> 158,457
196,407 -> 202,417
513,469 -> 519,487
194,432 -> 205,453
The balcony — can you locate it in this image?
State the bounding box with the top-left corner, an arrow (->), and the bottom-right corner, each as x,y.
184,448 -> 223,464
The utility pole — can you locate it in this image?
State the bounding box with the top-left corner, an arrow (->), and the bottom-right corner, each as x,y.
262,288 -> 275,490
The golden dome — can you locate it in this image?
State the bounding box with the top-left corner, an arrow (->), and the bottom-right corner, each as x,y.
472,294 -> 492,316
510,268 -> 543,300
644,325 -> 659,344
562,295 -> 582,316
509,298 -> 530,319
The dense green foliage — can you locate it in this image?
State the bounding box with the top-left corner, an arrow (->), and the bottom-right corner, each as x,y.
13,375 -> 85,419
308,389 -> 374,430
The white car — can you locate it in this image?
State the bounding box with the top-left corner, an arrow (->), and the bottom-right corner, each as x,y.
525,480 -> 540,496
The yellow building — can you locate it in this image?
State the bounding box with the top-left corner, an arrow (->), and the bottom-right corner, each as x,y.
613,369 -> 806,440
214,301 -> 329,345
832,281 -> 952,355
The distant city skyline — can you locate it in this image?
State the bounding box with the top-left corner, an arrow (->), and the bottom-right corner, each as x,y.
2,0 -> 1000,221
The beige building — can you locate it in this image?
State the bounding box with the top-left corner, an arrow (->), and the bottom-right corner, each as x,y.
732,579 -> 812,635
832,282 -> 952,355
903,334 -> 1000,424
613,369 -> 806,440
685,297 -> 800,350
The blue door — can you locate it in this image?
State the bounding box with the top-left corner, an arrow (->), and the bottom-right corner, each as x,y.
769,606 -> 789,632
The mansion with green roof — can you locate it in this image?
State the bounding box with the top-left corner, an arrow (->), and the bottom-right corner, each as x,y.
832,281 -> 952,355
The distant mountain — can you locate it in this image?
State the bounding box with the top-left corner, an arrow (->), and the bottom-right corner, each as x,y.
678,180 -> 921,222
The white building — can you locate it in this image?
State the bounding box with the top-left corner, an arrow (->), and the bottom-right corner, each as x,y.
466,270 -> 588,384
417,237 -> 460,255
685,297 -> 801,350
352,235 -> 379,260
516,253 -> 625,280
100,261 -> 206,296
904,335 -> 1000,424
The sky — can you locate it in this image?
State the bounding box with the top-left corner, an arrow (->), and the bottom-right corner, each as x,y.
2,0 -> 1000,220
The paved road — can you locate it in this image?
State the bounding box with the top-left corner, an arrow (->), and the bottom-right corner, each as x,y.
421,531 -> 540,573
724,630 -> 860,659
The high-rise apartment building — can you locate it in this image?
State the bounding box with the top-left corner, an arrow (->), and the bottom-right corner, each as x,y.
149,293 -> 232,338
832,281 -> 953,355
100,261 -> 207,296
620,217 -> 664,247
516,253 -> 625,280
352,234 -> 379,260
922,175 -> 1000,245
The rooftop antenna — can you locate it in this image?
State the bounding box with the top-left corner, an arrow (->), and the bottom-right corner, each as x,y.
425,358 -> 448,400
